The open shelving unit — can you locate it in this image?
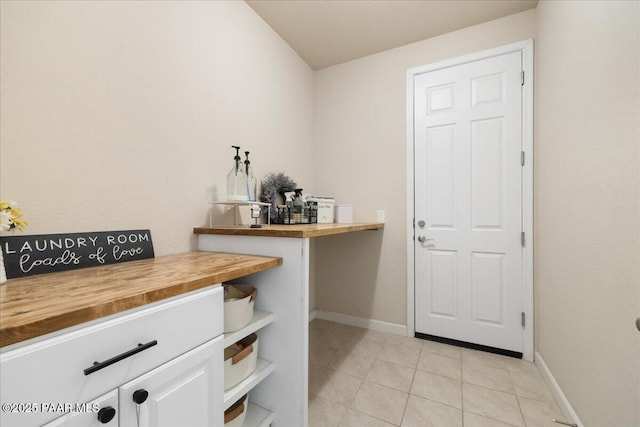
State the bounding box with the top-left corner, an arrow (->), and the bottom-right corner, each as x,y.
223,310 -> 274,348
197,223 -> 383,426
224,359 -> 274,409
223,309 -> 276,426
244,403 -> 276,427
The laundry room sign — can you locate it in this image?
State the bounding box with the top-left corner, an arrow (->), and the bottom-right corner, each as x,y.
0,229 -> 154,279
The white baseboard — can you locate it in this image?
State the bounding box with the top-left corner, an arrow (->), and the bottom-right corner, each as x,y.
309,310 -> 407,336
535,351 -> 584,427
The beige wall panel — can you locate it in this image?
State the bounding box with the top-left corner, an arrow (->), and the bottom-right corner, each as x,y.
0,0 -> 315,255
535,1 -> 640,426
313,10 -> 536,326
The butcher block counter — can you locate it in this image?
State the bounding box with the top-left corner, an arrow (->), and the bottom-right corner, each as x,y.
0,251 -> 282,348
194,222 -> 384,238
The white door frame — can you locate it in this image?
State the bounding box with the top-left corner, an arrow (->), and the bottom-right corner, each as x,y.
406,40 -> 534,361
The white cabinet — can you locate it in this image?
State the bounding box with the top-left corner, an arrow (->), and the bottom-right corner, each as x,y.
43,338 -> 224,427
119,338 -> 223,427
0,251 -> 285,427
0,285 -> 223,427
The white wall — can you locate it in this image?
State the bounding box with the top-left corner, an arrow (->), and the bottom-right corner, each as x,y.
313,10 -> 536,326
0,0 -> 315,255
4,4 -> 639,424
535,1 -> 640,426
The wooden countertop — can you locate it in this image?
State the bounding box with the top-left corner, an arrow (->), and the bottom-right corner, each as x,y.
0,252 -> 282,348
193,222 -> 384,238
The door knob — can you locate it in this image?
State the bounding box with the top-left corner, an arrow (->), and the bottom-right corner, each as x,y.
132,389 -> 149,404
97,406 -> 116,424
417,235 -> 432,243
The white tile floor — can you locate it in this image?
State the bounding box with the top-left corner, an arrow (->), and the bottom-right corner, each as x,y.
308,319 -> 567,427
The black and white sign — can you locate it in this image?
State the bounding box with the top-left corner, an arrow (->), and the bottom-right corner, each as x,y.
0,229 -> 154,279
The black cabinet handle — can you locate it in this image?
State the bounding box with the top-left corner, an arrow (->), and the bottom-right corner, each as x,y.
97,406 -> 116,423
132,389 -> 149,404
84,340 -> 158,375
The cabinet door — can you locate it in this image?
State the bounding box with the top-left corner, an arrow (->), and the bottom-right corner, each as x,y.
118,337 -> 223,427
43,390 -> 118,427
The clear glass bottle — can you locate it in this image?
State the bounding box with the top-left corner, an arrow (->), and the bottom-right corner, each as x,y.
244,151 -> 257,202
227,146 -> 248,201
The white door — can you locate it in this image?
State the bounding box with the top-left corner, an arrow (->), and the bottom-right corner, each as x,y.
119,337 -> 223,427
414,51 -> 524,353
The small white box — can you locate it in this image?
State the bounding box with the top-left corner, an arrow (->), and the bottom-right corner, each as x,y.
335,204 -> 353,224
311,197 -> 334,223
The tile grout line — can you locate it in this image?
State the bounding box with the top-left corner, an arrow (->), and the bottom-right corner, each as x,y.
509,368 -> 542,427
315,321 -> 547,427
508,369 -> 521,409
399,345 -> 421,426
376,333 -> 408,426
461,353 -> 466,426
337,331 -> 384,426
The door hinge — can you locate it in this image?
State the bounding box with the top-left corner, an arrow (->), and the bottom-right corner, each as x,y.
521,232 -> 525,247
521,151 -> 525,166
521,70 -> 525,86
521,312 -> 526,328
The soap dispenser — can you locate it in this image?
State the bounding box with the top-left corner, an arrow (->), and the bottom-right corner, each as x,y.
244,151 -> 257,202
226,146 -> 248,201
293,188 -> 304,223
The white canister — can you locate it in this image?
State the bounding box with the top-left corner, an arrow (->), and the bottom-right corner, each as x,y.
335,204 -> 353,224
224,334 -> 259,390
223,284 -> 257,333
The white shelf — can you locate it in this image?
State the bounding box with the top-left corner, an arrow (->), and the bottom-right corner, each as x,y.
242,403 -> 275,427
224,358 -> 275,410
200,235 -> 309,425
224,310 -> 275,347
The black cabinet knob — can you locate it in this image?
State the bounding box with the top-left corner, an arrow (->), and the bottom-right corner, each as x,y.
97,406 -> 116,424
132,389 -> 149,405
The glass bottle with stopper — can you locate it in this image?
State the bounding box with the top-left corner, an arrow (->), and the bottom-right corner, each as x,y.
226,145 -> 248,201
244,151 -> 257,202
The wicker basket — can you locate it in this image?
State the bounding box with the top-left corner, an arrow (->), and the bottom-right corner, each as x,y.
224,394 -> 247,427
224,333 -> 259,390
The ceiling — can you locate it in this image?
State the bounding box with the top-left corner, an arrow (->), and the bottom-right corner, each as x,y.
246,0 -> 538,70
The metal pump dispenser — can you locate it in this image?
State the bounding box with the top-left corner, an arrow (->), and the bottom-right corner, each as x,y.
232,146 -> 241,174
226,145 -> 248,201
244,151 -> 257,202
293,188 -> 304,223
